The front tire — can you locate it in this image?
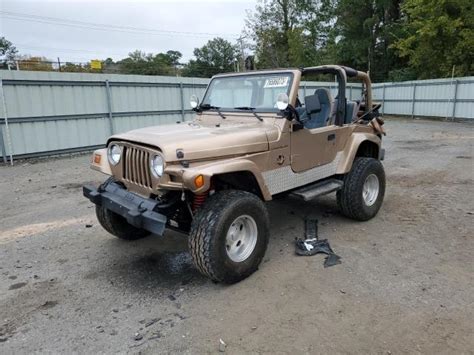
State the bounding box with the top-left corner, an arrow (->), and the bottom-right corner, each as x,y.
337,157 -> 385,221
95,206 -> 149,240
188,190 -> 270,284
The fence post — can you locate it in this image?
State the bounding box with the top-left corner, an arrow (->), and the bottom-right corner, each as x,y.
0,79 -> 13,165
381,84 -> 386,116
349,85 -> 353,100
303,82 -> 307,98
451,79 -> 459,120
179,82 -> 185,122
411,83 -> 417,119
0,122 -> 6,164
104,80 -> 114,134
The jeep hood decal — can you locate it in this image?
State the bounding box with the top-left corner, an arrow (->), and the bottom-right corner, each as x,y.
110,121 -> 278,161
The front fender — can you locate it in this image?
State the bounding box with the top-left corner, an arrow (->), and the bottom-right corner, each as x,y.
182,159 -> 272,200
336,133 -> 381,174
90,148 -> 112,176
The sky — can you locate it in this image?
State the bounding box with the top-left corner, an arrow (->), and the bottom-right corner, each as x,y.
1,0 -> 257,63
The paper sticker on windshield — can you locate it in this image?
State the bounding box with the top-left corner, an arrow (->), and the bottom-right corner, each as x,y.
264,77 -> 289,88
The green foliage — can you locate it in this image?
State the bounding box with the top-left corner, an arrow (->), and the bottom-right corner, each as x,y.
118,50 -> 182,76
245,0 -> 407,79
61,62 -> 90,73
245,0 -> 473,81
182,38 -> 238,78
386,67 -> 417,82
333,0 -> 405,81
0,37 -> 18,67
246,0 -> 329,68
393,0 -> 474,78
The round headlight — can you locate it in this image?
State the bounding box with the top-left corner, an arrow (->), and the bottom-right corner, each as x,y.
108,144 -> 121,165
150,154 -> 164,177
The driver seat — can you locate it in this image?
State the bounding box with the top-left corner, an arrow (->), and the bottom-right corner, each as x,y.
303,88 -> 333,129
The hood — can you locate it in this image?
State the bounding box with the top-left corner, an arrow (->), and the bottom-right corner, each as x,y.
109,120 -> 279,161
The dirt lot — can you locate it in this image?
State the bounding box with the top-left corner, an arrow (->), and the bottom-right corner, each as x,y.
0,117 -> 473,354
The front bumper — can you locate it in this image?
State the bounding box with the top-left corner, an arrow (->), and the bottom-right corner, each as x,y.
83,181 -> 168,236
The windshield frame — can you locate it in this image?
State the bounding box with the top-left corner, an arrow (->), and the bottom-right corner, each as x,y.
200,71 -> 295,114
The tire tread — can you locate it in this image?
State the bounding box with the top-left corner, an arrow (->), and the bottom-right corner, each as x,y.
96,205 -> 149,240
337,157 -> 385,221
188,190 -> 269,283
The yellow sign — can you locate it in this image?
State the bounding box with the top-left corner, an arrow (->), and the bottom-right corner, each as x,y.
90,60 -> 102,70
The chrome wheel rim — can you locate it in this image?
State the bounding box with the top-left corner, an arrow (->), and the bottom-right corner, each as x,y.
225,215 -> 258,263
363,174 -> 380,207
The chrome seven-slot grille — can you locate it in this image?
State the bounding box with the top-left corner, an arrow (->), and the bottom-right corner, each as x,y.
123,146 -> 153,188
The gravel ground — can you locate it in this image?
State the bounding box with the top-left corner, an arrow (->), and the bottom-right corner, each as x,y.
0,117 -> 473,354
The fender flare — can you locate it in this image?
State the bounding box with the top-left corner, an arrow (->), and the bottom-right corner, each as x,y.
182,159 -> 272,200
336,133 -> 381,174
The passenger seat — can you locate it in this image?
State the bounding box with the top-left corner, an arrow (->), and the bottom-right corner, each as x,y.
345,100 -> 360,124
303,88 -> 333,129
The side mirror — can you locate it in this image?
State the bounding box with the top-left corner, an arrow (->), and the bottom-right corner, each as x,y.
276,93 -> 289,111
276,92 -> 297,122
190,95 -> 200,109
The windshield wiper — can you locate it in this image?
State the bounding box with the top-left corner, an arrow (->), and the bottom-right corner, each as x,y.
233,106 -> 263,121
199,103 -> 226,119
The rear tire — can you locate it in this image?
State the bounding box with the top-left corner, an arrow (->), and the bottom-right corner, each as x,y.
337,157 -> 385,221
95,205 -> 149,240
188,190 -> 269,284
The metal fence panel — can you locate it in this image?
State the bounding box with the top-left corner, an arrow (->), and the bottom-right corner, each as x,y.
7,118 -> 110,155
111,85 -> 177,112
372,76 -> 474,119
0,71 -> 209,161
4,82 -> 108,118
455,81 -> 474,118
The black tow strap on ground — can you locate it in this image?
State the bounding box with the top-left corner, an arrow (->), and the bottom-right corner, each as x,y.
295,218 -> 342,267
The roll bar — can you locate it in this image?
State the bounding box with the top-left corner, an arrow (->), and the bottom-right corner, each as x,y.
301,65 -> 373,125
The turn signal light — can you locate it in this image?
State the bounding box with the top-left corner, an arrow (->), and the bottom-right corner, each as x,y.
93,154 -> 101,164
194,174 -> 204,188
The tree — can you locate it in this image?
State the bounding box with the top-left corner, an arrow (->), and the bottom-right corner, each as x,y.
182,38 -> 238,77
333,0 -> 405,81
245,0 -> 407,81
102,58 -> 121,73
246,0 -> 323,68
393,0 -> 474,79
118,50 -> 182,76
164,50 -> 182,66
0,37 -> 18,68
61,62 -> 89,73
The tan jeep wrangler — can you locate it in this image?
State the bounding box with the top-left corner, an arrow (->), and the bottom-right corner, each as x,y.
84,65 -> 386,284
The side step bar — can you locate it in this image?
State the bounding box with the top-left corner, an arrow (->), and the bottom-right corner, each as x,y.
290,179 -> 343,201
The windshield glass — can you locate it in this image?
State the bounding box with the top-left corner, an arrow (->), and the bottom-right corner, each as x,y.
201,73 -> 293,112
